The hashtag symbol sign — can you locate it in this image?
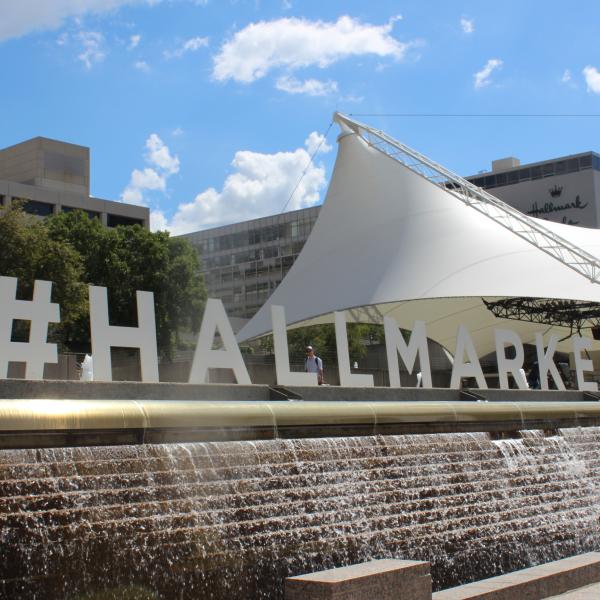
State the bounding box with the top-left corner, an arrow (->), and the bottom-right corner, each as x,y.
0,276 -> 61,380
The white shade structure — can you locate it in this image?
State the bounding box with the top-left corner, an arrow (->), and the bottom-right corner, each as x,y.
237,114 -> 600,357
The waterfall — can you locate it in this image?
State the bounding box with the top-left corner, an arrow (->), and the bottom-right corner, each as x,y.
1,428 -> 600,599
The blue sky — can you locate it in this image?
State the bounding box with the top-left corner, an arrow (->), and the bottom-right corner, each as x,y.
1,0 -> 600,234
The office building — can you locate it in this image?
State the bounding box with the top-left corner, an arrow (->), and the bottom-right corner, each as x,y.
0,137 -> 149,228
465,151 -> 600,227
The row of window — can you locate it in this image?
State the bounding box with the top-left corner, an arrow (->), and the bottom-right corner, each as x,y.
205,256 -> 296,280
208,280 -> 278,295
202,241 -> 306,269
0,195 -> 143,227
464,154 -> 600,191
196,216 -> 318,254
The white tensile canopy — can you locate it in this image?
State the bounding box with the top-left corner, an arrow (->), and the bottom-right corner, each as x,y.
237,115 -> 600,357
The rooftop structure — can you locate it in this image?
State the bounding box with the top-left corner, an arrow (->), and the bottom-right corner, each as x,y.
0,137 -> 149,228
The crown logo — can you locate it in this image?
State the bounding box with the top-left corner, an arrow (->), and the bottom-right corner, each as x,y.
549,185 -> 563,198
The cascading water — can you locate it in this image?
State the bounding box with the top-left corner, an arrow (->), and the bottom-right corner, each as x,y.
1,428 -> 600,599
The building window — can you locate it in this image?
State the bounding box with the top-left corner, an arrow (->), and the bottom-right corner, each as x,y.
0,194 -> 5,206
484,175 -> 496,188
542,163 -> 554,177
107,214 -> 143,227
517,168 -> 531,182
14,198 -> 55,216
530,166 -> 542,180
62,206 -> 100,220
263,246 -> 278,259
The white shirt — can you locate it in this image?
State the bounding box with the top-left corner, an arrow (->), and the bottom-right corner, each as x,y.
305,355 -> 323,373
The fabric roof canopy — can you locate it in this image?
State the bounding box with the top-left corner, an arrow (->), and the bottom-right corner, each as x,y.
237,117 -> 600,357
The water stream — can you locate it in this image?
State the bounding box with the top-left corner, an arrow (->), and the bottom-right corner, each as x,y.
1,428 -> 600,599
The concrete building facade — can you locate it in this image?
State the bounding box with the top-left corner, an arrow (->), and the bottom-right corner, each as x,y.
466,151 -> 600,228
0,137 -> 149,228
183,150 -> 600,323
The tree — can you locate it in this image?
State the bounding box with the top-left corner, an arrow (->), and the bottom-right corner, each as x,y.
0,204 -> 88,349
259,322 -> 384,366
45,210 -> 206,358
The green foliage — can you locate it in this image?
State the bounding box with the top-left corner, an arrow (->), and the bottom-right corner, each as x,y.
0,206 -> 206,358
0,204 -> 87,349
259,323 -> 384,364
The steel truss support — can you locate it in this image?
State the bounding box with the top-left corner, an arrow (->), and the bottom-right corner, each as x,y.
334,112 -> 600,284
483,297 -> 600,331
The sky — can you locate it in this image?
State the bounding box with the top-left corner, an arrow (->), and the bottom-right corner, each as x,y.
1,0 -> 600,235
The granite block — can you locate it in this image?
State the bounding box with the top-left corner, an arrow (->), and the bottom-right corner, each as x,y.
285,559 -> 431,600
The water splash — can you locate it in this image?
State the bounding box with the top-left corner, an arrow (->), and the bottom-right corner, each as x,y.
1,429 -> 600,599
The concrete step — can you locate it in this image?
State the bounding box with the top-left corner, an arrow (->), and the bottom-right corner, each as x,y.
433,552 -> 600,599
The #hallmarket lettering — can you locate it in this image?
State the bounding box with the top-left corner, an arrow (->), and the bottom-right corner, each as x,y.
0,277 -> 596,392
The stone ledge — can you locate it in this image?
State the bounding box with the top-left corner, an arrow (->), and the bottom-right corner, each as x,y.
432,552 -> 600,600
285,559 -> 431,600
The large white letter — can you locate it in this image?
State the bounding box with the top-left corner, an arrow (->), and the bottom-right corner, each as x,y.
334,312 -> 373,387
572,335 -> 597,391
272,305 -> 317,386
89,286 -> 159,382
384,317 -> 432,388
535,333 -> 565,391
495,328 -> 528,390
450,325 -> 487,389
0,277 -> 60,380
189,298 -> 251,384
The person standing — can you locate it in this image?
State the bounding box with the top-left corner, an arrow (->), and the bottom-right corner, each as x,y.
305,346 -> 324,385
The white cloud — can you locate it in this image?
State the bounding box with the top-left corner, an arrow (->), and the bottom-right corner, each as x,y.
0,0 -> 147,43
305,131 -> 332,155
164,36 -> 209,59
128,34 -> 141,49
474,58 -> 502,89
122,166 -> 165,205
77,31 -> 105,69
275,75 -> 338,96
213,15 -> 408,83
460,18 -> 474,34
583,66 -> 600,94
121,134 -> 179,207
562,69 -> 572,84
146,133 -> 180,173
131,167 -> 165,190
150,209 -> 169,231
153,131 -> 332,234
134,60 -> 150,71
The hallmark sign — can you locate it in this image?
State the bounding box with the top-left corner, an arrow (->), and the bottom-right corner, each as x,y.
0,276 -> 597,391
